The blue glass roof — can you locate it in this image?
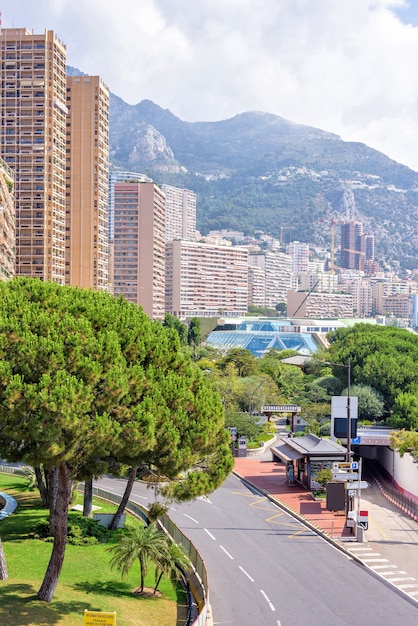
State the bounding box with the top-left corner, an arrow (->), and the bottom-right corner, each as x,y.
206,329 -> 319,358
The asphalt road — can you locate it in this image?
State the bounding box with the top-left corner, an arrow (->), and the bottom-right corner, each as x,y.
350,471 -> 418,599
97,475 -> 418,626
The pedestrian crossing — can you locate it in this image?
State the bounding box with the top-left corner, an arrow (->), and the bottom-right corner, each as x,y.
347,544 -> 418,602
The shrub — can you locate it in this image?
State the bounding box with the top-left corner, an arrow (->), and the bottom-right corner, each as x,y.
31,515 -> 110,545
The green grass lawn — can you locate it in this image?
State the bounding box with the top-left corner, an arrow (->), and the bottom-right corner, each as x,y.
0,473 -> 178,626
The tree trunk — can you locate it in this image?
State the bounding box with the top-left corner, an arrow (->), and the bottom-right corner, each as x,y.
109,465 -> 137,530
37,461 -> 72,602
83,478 -> 93,518
0,538 -> 8,580
154,570 -> 163,594
35,466 -> 49,507
46,467 -> 59,537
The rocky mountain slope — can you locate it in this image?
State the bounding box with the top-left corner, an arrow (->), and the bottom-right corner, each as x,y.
108,93 -> 418,269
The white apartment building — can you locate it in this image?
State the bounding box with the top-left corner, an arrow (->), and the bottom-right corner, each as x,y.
162,184 -> 196,242
165,239 -> 248,318
249,251 -> 296,308
298,272 -> 339,293
287,290 -> 354,318
248,264 -> 266,308
286,241 -> 310,275
373,280 -> 418,315
341,278 -> 374,317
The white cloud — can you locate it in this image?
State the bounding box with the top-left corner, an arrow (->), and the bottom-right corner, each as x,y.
3,0 -> 418,170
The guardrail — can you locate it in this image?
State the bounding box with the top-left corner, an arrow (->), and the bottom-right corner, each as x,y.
367,462 -> 418,522
91,486 -> 209,626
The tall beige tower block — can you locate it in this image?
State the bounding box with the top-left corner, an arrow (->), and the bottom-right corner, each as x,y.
66,76 -> 109,290
113,181 -> 166,319
0,28 -> 67,283
0,158 -> 15,280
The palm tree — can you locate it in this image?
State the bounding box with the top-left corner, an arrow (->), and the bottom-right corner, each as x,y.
108,523 -> 169,593
153,541 -> 190,594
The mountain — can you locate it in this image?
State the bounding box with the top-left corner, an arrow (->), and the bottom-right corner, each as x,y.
107,93 -> 418,269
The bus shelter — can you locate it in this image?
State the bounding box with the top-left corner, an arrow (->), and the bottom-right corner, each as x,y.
271,433 -> 347,490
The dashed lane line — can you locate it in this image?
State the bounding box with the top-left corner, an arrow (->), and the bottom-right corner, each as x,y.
238,566 -> 255,582
204,528 -> 216,541
260,589 -> 276,612
219,545 -> 234,560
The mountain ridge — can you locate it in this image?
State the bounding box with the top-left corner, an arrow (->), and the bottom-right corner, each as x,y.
71,65 -> 418,268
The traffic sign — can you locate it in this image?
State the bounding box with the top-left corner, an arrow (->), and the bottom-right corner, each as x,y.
332,472 -> 358,481
332,462 -> 351,470
346,481 -> 369,490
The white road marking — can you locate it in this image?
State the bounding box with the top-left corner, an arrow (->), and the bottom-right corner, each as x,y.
220,545 -> 234,560
204,528 -> 216,541
362,558 -> 389,563
238,565 -> 254,582
387,577 -> 415,583
184,513 -> 199,524
371,564 -> 397,570
260,589 -> 276,611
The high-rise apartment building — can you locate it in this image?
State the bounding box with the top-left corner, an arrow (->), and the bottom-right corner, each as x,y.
286,241 -> 310,275
340,221 -> 363,269
0,157 -> 15,280
108,171 -> 152,241
287,290 -> 354,318
0,28 -> 67,282
113,180 -> 165,319
66,76 -> 109,290
165,240 -> 248,318
248,264 -> 266,308
248,251 -> 296,308
162,184 -> 196,242
340,221 -> 375,271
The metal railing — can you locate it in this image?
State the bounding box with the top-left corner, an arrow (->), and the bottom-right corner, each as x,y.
367,462 -> 418,522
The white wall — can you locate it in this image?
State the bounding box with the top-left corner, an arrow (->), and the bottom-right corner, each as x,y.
376,446 -> 418,500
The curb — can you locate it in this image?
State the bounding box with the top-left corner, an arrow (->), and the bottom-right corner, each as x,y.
233,471 -> 418,607
233,471 -> 365,565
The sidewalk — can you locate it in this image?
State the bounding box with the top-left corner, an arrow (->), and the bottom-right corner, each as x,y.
233,453 -> 352,540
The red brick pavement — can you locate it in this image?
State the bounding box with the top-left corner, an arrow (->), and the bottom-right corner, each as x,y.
234,456 -> 351,538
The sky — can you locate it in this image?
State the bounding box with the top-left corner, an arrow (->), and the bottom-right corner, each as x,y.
3,0 -> 418,171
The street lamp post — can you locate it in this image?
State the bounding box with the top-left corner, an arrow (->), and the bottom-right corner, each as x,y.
346,357 -> 351,463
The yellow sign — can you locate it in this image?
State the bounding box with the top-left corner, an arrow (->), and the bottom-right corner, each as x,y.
84,610 -> 116,626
